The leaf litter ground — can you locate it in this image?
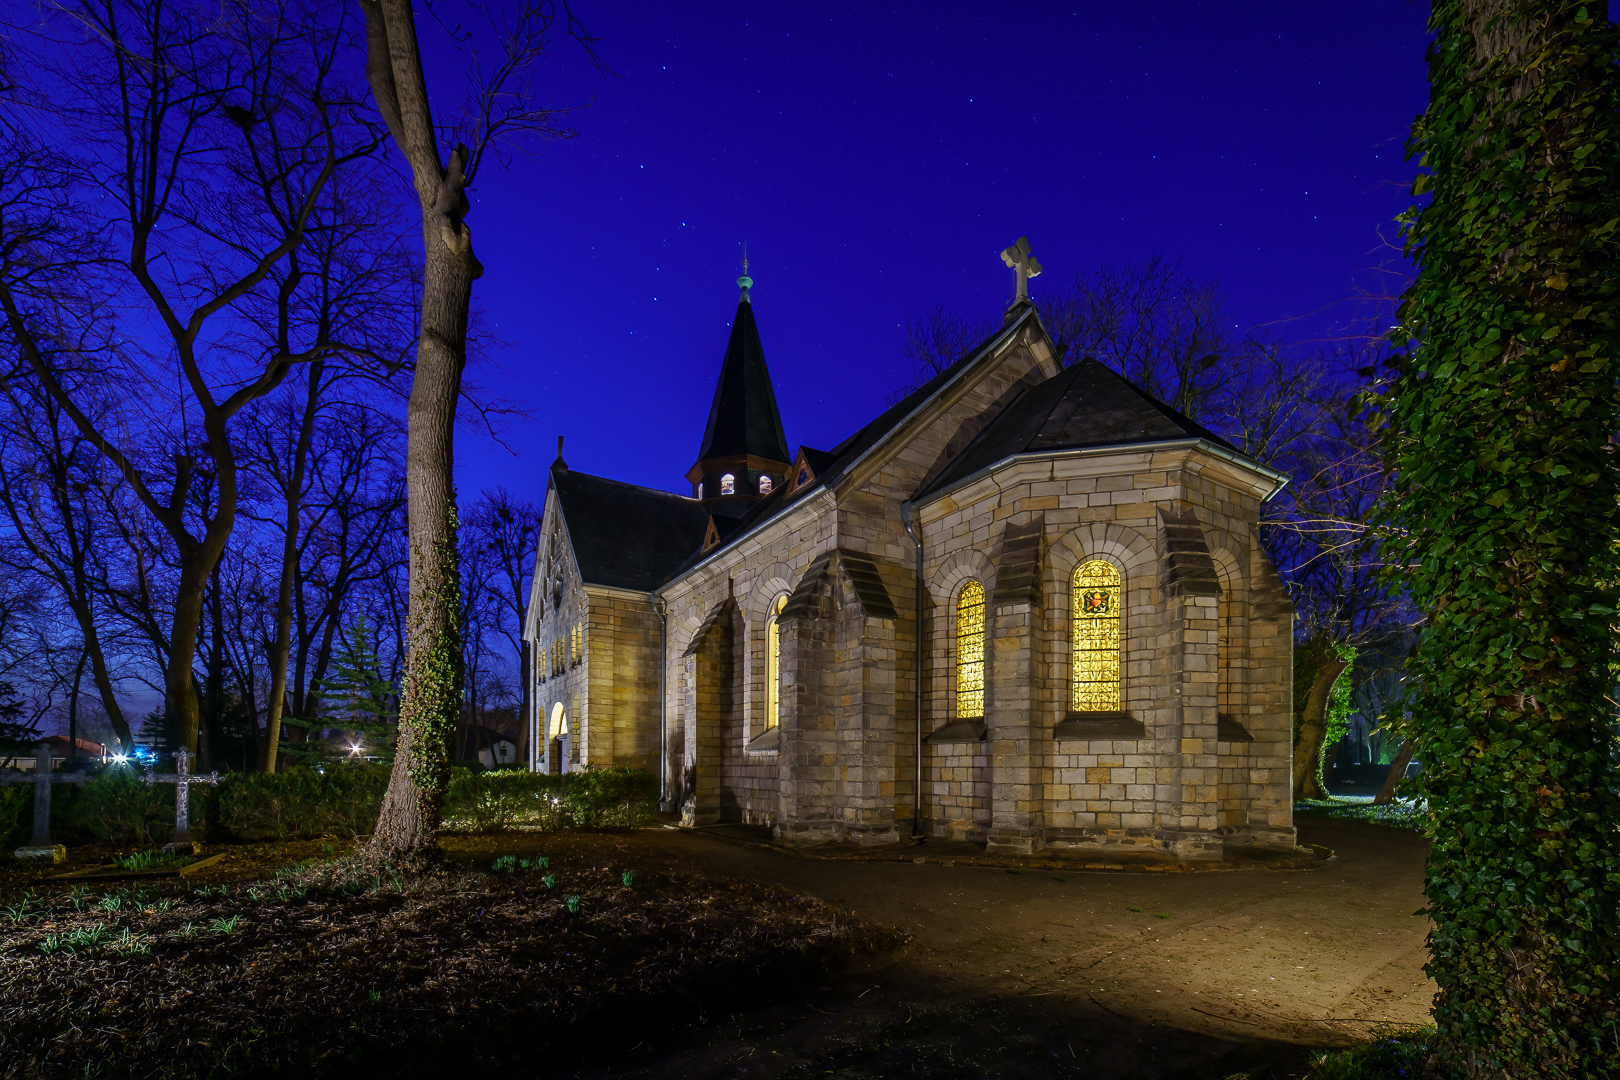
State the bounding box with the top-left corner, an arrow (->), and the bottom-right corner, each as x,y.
0,833 -> 900,1078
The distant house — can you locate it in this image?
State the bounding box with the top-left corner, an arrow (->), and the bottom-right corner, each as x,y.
469,725 -> 520,770
8,736 -> 108,771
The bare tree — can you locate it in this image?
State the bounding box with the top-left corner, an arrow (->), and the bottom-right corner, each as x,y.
0,383 -> 135,750
361,0 -> 601,857
897,255 -> 1258,423
1252,343 -> 1416,799
0,1 -> 388,757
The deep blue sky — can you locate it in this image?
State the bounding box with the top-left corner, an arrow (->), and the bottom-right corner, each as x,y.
448,1 -> 1432,505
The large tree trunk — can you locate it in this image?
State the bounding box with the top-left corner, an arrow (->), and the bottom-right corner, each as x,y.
1386,3 -> 1620,1073
1291,646 -> 1348,800
1372,740 -> 1415,806
262,362 -> 323,773
167,494 -> 236,759
364,0 -> 473,858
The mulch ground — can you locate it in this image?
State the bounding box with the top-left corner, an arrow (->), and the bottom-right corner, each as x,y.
0,833 -> 902,1079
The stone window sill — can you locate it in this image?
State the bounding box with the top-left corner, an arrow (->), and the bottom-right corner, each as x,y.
745,727 -> 780,755
925,719 -> 987,744
1054,712 -> 1146,740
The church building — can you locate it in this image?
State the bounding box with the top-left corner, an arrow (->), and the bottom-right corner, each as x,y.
522,246 -> 1297,859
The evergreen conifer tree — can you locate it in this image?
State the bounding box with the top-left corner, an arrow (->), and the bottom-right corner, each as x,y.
0,682 -> 40,766
284,619 -> 397,764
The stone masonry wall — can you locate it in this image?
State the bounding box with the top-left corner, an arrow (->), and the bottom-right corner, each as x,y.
914,444 -> 1295,857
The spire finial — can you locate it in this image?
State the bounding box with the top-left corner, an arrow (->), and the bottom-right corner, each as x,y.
737,242 -> 753,301
554,435 -> 567,472
999,235 -> 1043,310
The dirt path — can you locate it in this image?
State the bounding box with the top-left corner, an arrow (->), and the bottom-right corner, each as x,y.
578,817 -> 1433,1080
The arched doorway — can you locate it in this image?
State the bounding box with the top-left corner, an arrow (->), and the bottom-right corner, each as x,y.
550,701 -> 569,775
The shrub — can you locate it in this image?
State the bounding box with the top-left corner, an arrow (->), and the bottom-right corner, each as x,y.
74,768 -> 170,845
0,783 -> 27,846
442,766 -> 657,834
212,765 -> 390,841
1301,1028 -> 1433,1079
568,766 -> 657,829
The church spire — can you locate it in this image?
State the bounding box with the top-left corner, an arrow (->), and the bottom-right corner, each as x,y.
737,243 -> 753,302
686,267 -> 793,513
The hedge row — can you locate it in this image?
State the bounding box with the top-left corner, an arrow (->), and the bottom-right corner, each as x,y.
2,764 -> 657,846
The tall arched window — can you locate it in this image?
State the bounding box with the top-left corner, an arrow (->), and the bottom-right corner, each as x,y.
764,594 -> 786,729
956,580 -> 986,718
1072,560 -> 1123,712
720,473 -> 736,495
758,475 -> 773,495
1217,594 -> 1232,717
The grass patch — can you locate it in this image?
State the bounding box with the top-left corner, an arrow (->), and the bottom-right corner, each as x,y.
1300,1027 -> 1434,1078
112,849 -> 196,871
1295,799 -> 1425,833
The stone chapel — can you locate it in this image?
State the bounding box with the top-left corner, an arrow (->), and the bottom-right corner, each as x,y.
522,250 -> 1297,859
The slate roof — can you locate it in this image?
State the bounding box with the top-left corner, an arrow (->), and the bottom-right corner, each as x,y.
665,310 -> 1038,570
796,446 -> 835,475
919,358 -> 1239,497
551,466 -> 711,591
692,299 -> 793,467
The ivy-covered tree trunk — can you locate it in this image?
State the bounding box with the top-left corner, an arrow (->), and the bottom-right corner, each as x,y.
362,0 -> 471,858
1383,3 -> 1620,1075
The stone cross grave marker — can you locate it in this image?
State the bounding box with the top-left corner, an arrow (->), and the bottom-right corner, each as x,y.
0,741 -> 93,861
141,748 -> 220,852
999,235 -> 1043,307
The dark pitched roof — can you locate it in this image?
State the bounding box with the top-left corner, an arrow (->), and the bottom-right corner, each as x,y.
919,358 -> 1238,496
796,446 -> 835,475
813,310 -> 1035,487
664,310 -> 1040,574
552,466 -> 710,591
692,299 -> 793,467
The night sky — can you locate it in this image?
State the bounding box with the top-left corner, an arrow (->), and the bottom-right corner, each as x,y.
448,1 -> 1433,506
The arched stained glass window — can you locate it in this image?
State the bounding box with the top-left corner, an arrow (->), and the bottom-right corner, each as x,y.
956,580 -> 986,718
765,594 -> 786,729
1072,561 -> 1122,712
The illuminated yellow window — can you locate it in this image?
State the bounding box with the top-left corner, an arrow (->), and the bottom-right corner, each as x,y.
1072,561 -> 1122,712
765,594 -> 786,729
571,623 -> 583,665
1217,596 -> 1231,714
956,580 -> 985,718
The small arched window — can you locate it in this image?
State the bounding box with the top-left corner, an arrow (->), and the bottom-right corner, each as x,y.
720,473 -> 736,495
1072,560 -> 1123,712
765,594 -> 786,729
956,580 -> 985,718
697,482 -> 704,499
759,475 -> 773,495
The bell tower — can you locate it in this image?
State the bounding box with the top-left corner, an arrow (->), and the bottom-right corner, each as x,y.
687,261 -> 793,517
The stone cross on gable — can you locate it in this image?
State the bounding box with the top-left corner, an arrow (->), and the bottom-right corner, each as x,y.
141,747 -> 220,853
1000,235 -> 1043,307
0,741 -> 93,861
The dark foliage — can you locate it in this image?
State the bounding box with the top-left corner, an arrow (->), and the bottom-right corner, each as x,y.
1375,2 -> 1620,1075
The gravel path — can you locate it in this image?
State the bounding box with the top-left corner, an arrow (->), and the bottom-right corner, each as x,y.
604,816 -> 1432,1079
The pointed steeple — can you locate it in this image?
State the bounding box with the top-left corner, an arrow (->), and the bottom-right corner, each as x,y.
686,270 -> 792,513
